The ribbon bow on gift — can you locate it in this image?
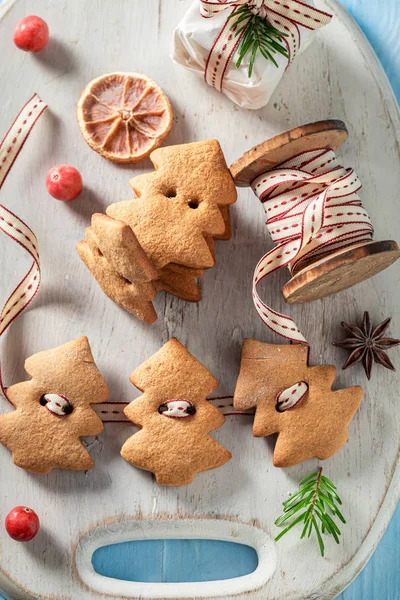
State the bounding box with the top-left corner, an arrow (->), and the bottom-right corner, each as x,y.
199,0 -> 332,90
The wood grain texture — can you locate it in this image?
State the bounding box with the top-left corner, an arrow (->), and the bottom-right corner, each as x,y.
0,0 -> 399,599
230,120 -> 349,185
283,240 -> 400,303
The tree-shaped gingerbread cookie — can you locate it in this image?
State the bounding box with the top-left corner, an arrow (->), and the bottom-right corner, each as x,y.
234,339 -> 364,467
0,337 -> 109,474
77,140 -> 237,323
121,338 -> 231,485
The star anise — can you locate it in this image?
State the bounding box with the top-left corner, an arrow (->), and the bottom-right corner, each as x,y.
333,312 -> 400,380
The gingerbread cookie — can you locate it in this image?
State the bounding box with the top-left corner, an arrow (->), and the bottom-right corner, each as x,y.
234,339 -> 364,467
0,337 -> 109,474
77,225 -> 158,323
90,213 -> 158,284
77,140 -> 237,322
121,338 -> 231,485
116,140 -> 236,269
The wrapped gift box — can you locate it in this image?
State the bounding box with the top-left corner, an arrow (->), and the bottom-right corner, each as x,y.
172,0 -> 332,110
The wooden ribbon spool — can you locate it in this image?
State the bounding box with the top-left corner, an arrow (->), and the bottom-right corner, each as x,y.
230,120 -> 400,304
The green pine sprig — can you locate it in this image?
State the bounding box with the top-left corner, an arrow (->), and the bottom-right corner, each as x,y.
274,468 -> 346,557
227,4 -> 289,78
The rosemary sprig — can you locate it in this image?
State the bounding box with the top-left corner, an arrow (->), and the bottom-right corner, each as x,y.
274,468 -> 346,557
227,4 -> 289,77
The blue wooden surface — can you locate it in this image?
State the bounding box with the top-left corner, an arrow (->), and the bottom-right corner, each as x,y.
92,539 -> 258,583
0,0 -> 399,598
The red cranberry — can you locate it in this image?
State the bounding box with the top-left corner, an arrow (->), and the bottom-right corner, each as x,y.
5,506 -> 40,542
13,16 -> 49,53
46,164 -> 83,201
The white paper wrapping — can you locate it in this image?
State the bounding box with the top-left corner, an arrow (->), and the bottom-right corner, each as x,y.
172,0 -> 323,110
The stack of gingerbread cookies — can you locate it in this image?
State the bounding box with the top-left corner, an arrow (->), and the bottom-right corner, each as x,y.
77,140 -> 237,323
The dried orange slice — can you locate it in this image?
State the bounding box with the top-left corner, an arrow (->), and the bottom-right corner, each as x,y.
77,73 -> 173,163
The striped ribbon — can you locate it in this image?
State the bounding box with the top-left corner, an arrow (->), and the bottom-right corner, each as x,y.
200,0 -> 332,91
251,148 -> 373,343
275,380 -> 308,411
0,94 -> 47,397
95,388 -> 305,421
95,397 -> 254,422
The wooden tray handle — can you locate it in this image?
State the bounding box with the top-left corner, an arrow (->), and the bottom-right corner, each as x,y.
74,518 -> 276,598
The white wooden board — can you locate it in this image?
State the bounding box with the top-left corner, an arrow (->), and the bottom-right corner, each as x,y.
0,0 -> 399,598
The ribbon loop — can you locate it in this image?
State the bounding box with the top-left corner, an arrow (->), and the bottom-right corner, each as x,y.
252,149 -> 373,344
200,0 -> 332,27
201,0 -> 332,90
0,94 -> 47,396
276,381 -> 308,412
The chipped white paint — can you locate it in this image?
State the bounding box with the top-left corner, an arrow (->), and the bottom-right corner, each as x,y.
0,0 -> 399,599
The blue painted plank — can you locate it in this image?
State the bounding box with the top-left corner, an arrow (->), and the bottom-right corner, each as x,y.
92,539 -> 164,583
340,0 -> 400,99
92,539 -> 258,583
338,503 -> 400,600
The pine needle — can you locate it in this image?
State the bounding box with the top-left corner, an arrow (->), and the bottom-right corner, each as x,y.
228,5 -> 289,77
274,468 -> 346,557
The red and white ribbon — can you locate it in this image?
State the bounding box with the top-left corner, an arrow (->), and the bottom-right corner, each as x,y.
95,396 -> 253,422
41,393 -> 73,417
276,380 -> 308,411
251,148 -> 373,343
158,399 -> 196,418
0,94 -> 47,397
200,0 -> 332,91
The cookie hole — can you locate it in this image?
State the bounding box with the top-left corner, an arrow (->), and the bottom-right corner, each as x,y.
188,199 -> 199,209
158,400 -> 196,417
40,394 -> 74,416
63,403 -> 74,415
165,189 -> 177,198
